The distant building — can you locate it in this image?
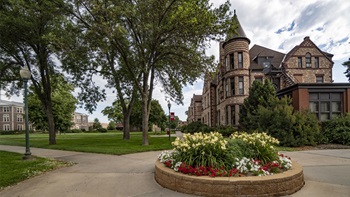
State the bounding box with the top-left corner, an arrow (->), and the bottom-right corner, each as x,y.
187,94 -> 203,123
0,100 -> 32,131
72,112 -> 89,130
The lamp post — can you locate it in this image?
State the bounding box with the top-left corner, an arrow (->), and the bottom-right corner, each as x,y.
20,66 -> 32,160
168,101 -> 171,141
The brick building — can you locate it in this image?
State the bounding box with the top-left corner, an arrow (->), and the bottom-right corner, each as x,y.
187,94 -> 203,123
187,11 -> 349,127
0,100 -> 26,131
72,112 -> 89,130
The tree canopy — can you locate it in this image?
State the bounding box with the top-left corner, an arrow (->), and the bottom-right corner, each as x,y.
59,0 -> 233,145
0,0 -> 67,144
28,75 -> 78,132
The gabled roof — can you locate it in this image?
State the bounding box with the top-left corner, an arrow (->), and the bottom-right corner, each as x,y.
0,100 -> 23,106
284,36 -> 334,64
224,10 -> 250,44
249,45 -> 286,70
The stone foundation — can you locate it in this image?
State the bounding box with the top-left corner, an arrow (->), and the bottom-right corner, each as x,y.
155,160 -> 304,197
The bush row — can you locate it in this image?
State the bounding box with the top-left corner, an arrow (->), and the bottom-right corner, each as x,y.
182,112 -> 350,147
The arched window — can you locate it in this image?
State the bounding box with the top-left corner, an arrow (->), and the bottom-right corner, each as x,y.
306,53 -> 311,68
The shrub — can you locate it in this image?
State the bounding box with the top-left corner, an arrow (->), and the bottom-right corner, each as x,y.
172,132 -> 227,168
320,114 -> 350,145
215,125 -> 237,137
254,97 -> 319,147
230,132 -> 279,164
183,121 -> 211,134
98,128 -> 108,133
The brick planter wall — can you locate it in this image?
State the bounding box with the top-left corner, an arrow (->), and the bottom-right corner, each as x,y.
155,160 -> 304,197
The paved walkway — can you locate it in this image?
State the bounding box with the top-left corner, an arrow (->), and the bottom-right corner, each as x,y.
0,145 -> 349,197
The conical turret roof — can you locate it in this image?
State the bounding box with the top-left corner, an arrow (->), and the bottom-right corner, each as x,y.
225,10 -> 250,44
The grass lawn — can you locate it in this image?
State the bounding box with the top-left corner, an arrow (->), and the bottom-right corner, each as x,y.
0,132 -> 175,155
0,151 -> 72,190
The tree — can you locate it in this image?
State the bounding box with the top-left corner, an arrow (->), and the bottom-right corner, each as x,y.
169,115 -> 180,130
343,58 -> 350,81
28,75 -> 78,133
61,0 -> 232,145
92,118 -> 103,130
0,0 -> 66,144
107,121 -> 116,130
104,99 -> 167,132
239,80 -> 277,131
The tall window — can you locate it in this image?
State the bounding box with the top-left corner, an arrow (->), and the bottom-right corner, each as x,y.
238,76 -> 244,94
315,57 -> 319,68
306,53 -> 311,68
231,105 -> 235,125
226,55 -> 229,71
3,124 -> 10,131
230,53 -> 234,69
3,114 -> 10,122
225,79 -> 229,97
298,57 -> 302,68
230,77 -> 235,95
3,107 -> 10,112
310,93 -> 342,121
316,75 -> 324,83
238,52 -> 243,68
226,106 -> 229,125
217,110 -> 220,126
17,115 -> 23,122
17,124 -> 23,131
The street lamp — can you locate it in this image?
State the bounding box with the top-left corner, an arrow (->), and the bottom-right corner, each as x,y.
20,66 -> 32,160
168,101 -> 171,141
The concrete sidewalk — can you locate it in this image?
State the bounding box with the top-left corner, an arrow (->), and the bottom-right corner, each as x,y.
0,145 -> 349,197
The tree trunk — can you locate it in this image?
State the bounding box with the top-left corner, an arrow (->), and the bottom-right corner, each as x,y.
45,102 -> 56,145
123,112 -> 131,140
141,93 -> 149,145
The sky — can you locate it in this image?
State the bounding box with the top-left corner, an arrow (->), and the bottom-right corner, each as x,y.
2,0 -> 350,123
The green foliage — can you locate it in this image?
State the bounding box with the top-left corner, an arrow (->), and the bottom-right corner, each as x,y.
98,128 -> 108,133
255,97 -> 320,147
61,0 -> 233,145
92,118 -> 102,130
239,80 -> 277,130
215,125 -> 237,137
343,58 -> 350,82
230,132 -> 279,164
183,121 -> 212,134
172,132 -> 228,168
240,80 -> 319,147
320,114 -> 350,145
107,121 -> 116,130
28,76 -> 78,132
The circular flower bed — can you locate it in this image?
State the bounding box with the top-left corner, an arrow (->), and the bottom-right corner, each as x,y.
158,132 -> 292,177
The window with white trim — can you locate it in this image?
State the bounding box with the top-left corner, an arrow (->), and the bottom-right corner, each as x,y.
16,107 -> 23,113
3,124 -> 10,131
17,114 -> 23,122
3,114 -> 10,122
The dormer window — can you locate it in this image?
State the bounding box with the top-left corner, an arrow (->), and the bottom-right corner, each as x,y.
263,61 -> 270,68
306,53 -> 311,68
